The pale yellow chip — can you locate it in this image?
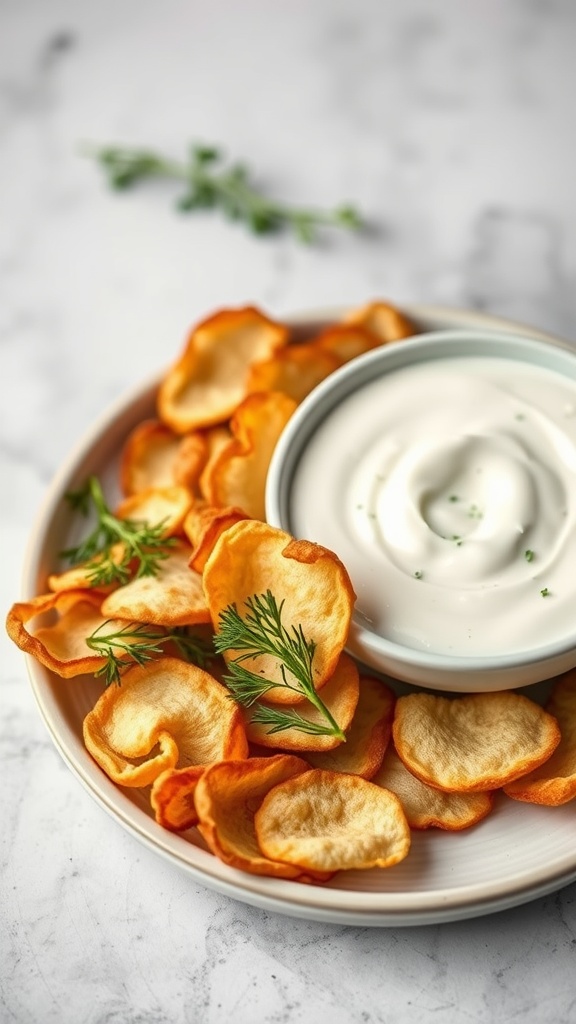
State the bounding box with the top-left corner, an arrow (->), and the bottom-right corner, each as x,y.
6,590 -> 110,678
305,675 -> 395,777
343,300 -> 416,343
157,306 -> 289,434
203,520 -> 356,700
194,755 -> 312,877
393,691 -> 561,793
115,485 -> 195,537
150,765 -> 206,831
201,391 -> 297,520
244,653 -> 360,751
504,671 -> 576,805
83,656 -> 248,787
246,343 -> 340,403
255,768 -> 411,872
101,541 -> 210,626
373,746 -> 493,830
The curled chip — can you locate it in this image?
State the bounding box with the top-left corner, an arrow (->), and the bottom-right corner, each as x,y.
244,653 -> 360,751
203,520 -> 356,699
151,765 -> 205,831
305,675 -> 395,777
201,391 -> 297,520
246,343 -> 339,403
183,504 -> 248,574
314,324 -> 380,364
120,419 -> 208,495
194,755 -> 312,877
393,691 -> 561,793
6,590 -> 111,678
343,299 -> 416,343
48,543 -> 126,593
115,485 -> 194,537
157,306 -> 288,434
101,541 -> 211,626
83,656 -> 248,787
198,425 -> 232,501
504,671 -> 576,806
254,768 -> 411,872
373,747 -> 493,831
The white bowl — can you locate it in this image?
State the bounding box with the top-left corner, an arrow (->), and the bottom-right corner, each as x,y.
266,327 -> 576,691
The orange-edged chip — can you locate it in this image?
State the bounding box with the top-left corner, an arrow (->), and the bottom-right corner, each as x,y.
83,656 -> 248,787
201,391 -> 297,520
157,306 -> 289,434
194,755 -> 312,877
6,590 -> 112,677
203,520 -> 356,701
373,746 -> 494,831
101,541 -> 210,626
183,504 -> 249,574
305,676 -> 395,777
313,324 -> 380,364
115,485 -> 195,537
120,419 -> 184,495
504,671 -> 576,806
244,653 -> 360,751
246,343 -> 340,404
198,425 -> 232,501
343,299 -> 416,343
393,691 -> 561,793
255,768 -> 411,872
48,542 -> 126,593
150,765 -> 206,831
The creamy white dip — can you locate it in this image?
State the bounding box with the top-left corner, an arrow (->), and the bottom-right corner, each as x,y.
289,356 -> 576,656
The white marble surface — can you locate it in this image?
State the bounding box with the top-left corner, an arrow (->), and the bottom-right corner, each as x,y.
2,1 -> 576,1021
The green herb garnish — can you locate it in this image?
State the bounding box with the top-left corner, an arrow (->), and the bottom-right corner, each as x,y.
525,549 -> 535,562
62,475 -> 175,586
414,570 -> 423,579
83,142 -> 362,244
214,590 -> 345,740
540,587 -> 550,597
86,620 -> 213,687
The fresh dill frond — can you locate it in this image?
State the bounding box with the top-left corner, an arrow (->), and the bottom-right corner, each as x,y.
86,619 -> 213,686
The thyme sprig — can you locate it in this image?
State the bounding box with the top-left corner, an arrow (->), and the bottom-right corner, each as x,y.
214,590 -> 345,740
86,619 -> 213,687
62,475 -> 175,586
83,142 -> 362,244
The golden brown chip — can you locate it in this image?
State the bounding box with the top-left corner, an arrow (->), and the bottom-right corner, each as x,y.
244,653 -> 360,751
393,691 -> 561,793
101,541 -> 210,626
150,765 -> 206,831
183,504 -> 249,574
313,324 -> 380,364
194,755 -> 311,877
203,520 -> 356,700
198,425 -> 232,501
157,306 -> 289,434
6,590 -> 111,677
83,656 -> 248,787
504,671 -> 576,805
373,746 -> 493,830
305,676 -> 394,777
47,543 -> 126,593
343,299 -> 416,342
120,419 -> 185,495
201,391 -> 297,520
255,768 -> 411,872
115,485 -> 194,537
246,344 -> 340,403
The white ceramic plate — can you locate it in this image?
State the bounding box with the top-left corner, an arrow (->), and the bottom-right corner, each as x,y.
22,305 -> 576,927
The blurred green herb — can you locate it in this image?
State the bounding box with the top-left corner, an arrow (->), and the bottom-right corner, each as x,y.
86,620 -> 213,686
82,142 -> 362,243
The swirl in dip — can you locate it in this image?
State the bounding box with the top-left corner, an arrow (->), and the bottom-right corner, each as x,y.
288,353 -> 576,657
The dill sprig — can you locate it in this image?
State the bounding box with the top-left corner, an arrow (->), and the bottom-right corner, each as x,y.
86,619 -> 213,686
62,475 -> 175,586
83,142 -> 362,244
214,590 -> 345,740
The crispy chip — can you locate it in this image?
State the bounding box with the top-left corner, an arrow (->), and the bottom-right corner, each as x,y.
157,307 -> 288,434
203,520 -> 356,699
305,675 -> 394,777
115,485 -> 194,537
393,692 -> 561,792
201,391 -> 297,520
313,324 -> 380,364
343,300 -> 416,343
151,765 -> 206,831
244,653 -> 360,751
83,656 -> 248,787
101,541 -> 210,626
183,504 -> 249,574
246,344 -> 340,403
373,746 -> 493,830
6,590 -> 111,678
194,755 -> 311,877
47,543 -> 126,593
198,425 -> 232,501
120,420 -> 184,495
255,768 -> 411,872
504,671 -> 576,805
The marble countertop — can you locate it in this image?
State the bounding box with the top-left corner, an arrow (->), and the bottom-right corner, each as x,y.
2,1 -> 576,1021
